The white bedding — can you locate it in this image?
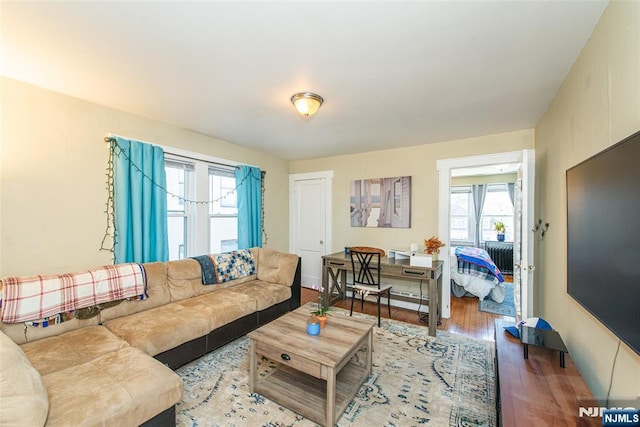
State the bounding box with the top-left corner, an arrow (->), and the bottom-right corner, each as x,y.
450,248 -> 505,302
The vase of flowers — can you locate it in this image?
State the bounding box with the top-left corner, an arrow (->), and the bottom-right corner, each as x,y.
424,236 -> 446,256
310,285 -> 329,328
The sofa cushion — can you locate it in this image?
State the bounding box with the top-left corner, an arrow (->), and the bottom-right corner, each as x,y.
42,347 -> 183,427
226,280 -> 292,311
0,331 -> 49,427
20,325 -> 129,376
175,289 -> 257,329
166,258 -> 208,301
99,261 -> 171,322
0,316 -> 101,345
256,248 -> 298,286
103,303 -> 210,356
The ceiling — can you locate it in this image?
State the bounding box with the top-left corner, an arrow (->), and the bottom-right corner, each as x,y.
1,1 -> 608,160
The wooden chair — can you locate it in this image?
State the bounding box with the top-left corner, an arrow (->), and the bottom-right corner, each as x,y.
349,248 -> 392,327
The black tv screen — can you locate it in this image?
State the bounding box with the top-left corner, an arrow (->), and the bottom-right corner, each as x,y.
566,129 -> 640,356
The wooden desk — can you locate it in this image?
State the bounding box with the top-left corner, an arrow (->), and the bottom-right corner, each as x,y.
494,319 -> 599,426
321,252 -> 443,336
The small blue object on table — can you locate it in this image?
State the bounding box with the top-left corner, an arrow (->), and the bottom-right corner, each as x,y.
306,318 -> 320,336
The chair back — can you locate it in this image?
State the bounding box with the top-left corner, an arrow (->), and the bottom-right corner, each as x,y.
349,250 -> 382,288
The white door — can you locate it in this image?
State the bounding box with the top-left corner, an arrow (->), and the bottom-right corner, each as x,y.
515,149 -> 535,319
289,171 -> 333,289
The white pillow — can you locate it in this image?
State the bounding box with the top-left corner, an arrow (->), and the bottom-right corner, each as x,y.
0,330 -> 49,426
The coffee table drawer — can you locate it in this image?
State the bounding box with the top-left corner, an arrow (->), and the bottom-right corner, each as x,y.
256,341 -> 322,378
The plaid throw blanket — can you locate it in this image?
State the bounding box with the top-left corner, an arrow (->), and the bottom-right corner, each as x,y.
0,263 -> 147,324
456,260 -> 502,285
455,246 -> 504,283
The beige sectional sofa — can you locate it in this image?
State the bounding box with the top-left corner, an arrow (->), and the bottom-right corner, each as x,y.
0,247 -> 301,426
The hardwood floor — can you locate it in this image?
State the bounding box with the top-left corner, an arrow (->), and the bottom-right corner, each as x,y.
301,286 -> 515,341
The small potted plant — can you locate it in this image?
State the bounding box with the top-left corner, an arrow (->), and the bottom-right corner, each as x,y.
494,220 -> 506,241
310,285 -> 329,328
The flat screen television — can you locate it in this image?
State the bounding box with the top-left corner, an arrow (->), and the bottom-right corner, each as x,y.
566,129 -> 640,356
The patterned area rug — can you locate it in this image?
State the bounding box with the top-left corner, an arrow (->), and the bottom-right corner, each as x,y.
176,304 -> 496,426
479,281 -> 515,317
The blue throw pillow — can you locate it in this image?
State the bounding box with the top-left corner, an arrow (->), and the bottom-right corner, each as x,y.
504,325 -> 521,338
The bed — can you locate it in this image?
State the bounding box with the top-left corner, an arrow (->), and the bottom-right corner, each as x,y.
450,246 -> 505,303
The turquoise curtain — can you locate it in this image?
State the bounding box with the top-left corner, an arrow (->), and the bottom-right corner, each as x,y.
112,137 -> 169,263
235,165 -> 262,249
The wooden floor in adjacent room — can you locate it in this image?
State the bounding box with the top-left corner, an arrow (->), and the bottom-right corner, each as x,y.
301,286 -> 515,342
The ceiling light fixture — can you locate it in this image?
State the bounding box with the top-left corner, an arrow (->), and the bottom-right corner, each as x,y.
290,92 -> 324,118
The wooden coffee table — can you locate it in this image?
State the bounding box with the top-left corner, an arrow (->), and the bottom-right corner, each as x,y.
247,307 -> 374,427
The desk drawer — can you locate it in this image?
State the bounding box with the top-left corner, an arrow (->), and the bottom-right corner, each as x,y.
401,267 -> 429,278
255,341 -> 322,378
326,259 -> 349,269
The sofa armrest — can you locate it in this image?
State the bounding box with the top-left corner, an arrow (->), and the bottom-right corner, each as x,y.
290,257 -> 302,311
256,248 -> 299,286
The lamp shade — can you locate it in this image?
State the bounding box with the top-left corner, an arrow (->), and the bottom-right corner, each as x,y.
291,92 -> 324,118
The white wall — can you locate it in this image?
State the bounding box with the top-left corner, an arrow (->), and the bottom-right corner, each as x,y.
290,129 -> 534,253
0,77 -> 291,276
535,0 -> 640,403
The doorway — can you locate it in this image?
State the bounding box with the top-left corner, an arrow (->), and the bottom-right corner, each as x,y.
437,150 -> 535,320
289,171 -> 333,289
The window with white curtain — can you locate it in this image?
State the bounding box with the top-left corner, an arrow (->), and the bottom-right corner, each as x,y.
164,155 -> 238,260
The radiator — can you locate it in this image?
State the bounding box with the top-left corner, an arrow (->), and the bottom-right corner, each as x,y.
484,242 -> 514,274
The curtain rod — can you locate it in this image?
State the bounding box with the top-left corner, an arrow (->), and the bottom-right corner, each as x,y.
104,134 -> 264,174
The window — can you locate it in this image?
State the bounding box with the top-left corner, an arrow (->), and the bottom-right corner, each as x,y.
450,186 -> 474,242
165,155 -> 238,260
165,160 -> 194,260
209,167 -> 238,253
481,184 -> 514,242
450,183 -> 515,244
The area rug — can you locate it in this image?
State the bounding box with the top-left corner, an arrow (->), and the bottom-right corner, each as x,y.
175,304 -> 496,426
479,281 -> 515,317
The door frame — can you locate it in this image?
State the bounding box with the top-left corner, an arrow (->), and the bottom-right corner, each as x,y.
519,149 -> 535,319
437,150 -> 534,319
288,170 -> 334,280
